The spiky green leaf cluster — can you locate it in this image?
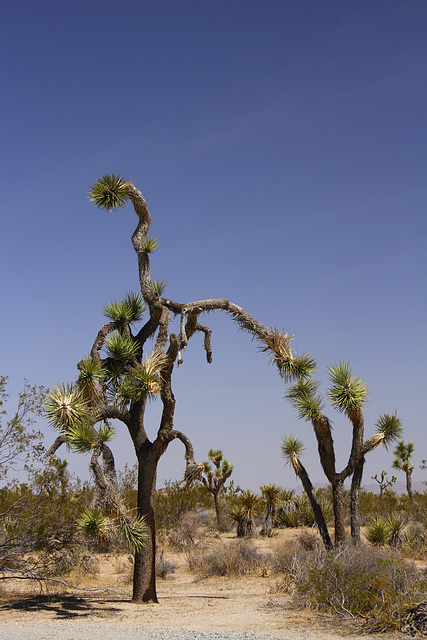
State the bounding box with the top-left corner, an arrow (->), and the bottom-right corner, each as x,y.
118,514 -> 149,552
77,508 -> 115,543
285,379 -> 324,421
281,434 -> 305,461
104,360 -> 124,391
98,422 -> 116,443
66,423 -> 95,453
281,434 -> 305,474
104,331 -> 139,363
141,235 -> 159,253
77,357 -> 105,401
151,280 -> 167,295
327,362 -> 368,414
236,490 -> 261,517
280,354 -> 317,383
103,292 -> 146,325
260,484 -> 282,505
88,174 -> 131,211
117,355 -> 164,402
44,384 -> 89,431
375,413 -> 403,450
208,449 -> 224,467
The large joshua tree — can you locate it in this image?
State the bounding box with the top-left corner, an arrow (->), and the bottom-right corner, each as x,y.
44,174 -> 311,603
285,363 -> 402,544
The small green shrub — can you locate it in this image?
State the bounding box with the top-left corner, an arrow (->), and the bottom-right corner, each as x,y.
366,516 -> 391,546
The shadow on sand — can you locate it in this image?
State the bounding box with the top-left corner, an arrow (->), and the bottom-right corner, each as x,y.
1,594 -> 125,619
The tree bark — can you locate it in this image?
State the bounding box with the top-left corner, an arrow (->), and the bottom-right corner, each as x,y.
132,446 -> 158,603
406,470 -> 414,504
260,506 -> 275,537
332,478 -> 346,544
213,492 -> 225,532
350,458 -> 364,544
297,462 -> 333,550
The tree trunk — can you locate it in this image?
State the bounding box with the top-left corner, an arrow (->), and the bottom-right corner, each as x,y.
350,457 -> 364,544
132,449 -> 158,603
213,492 -> 225,532
260,505 -> 275,537
237,515 -> 258,538
332,478 -> 346,544
297,463 -> 333,550
406,470 -> 414,504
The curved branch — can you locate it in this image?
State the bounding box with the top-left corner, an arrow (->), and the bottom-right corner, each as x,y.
89,322 -> 117,361
158,428 -> 203,489
45,434 -> 67,458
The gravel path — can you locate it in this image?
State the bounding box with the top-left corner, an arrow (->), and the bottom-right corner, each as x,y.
0,622 -> 314,640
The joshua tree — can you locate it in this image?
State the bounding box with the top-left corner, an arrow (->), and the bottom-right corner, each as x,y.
44,174 -> 310,603
281,434 -> 333,549
393,440 -> 415,504
285,363 -> 402,544
260,483 -> 281,536
371,470 -> 397,498
200,449 -> 233,531
229,489 -> 260,537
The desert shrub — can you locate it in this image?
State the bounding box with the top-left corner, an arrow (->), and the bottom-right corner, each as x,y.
155,480 -> 212,532
165,512 -> 204,550
366,513 -> 406,547
156,550 -> 176,579
0,459 -> 97,582
187,539 -> 268,577
296,544 -> 426,633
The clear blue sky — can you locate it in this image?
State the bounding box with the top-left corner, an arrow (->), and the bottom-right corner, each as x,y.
1,1 -> 426,492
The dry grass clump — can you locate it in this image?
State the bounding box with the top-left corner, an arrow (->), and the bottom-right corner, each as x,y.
165,513 -> 205,550
186,539 -> 268,577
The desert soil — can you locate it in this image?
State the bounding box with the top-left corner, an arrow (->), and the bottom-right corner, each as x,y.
0,531 -> 405,640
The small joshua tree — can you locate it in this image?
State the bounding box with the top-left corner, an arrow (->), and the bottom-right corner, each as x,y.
260,483 -> 281,537
371,470 -> 397,498
229,490 -> 260,538
393,440 -> 415,504
200,449 -> 233,531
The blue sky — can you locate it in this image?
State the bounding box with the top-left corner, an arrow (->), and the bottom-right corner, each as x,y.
1,1 -> 426,492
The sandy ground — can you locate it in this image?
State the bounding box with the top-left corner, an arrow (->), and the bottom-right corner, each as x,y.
0,531 -> 406,639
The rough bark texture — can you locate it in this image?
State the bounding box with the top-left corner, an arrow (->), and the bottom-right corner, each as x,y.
332,478 -> 346,544
297,462 -> 333,550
